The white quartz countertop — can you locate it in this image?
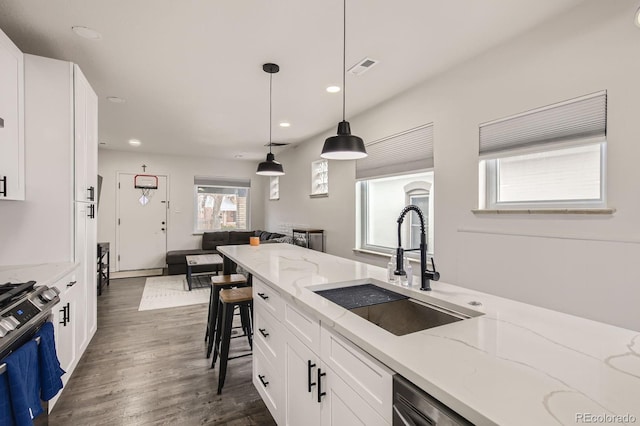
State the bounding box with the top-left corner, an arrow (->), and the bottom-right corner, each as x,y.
0,262 -> 77,289
219,243 -> 640,426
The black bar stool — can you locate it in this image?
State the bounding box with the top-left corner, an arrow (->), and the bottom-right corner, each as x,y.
205,274 -> 248,358
212,286 -> 253,394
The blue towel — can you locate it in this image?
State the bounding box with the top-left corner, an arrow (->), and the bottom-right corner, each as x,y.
33,322 -> 65,400
3,340 -> 42,425
0,372 -> 17,426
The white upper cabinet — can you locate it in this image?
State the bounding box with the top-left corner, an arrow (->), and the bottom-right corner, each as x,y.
74,65 -> 98,204
0,28 -> 25,200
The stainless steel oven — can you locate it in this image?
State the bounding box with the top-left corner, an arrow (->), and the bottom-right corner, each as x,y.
0,280 -> 61,424
393,375 -> 474,426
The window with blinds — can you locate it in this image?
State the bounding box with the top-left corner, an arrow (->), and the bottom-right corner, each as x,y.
479,91 -> 607,209
356,123 -> 433,180
355,124 -> 435,256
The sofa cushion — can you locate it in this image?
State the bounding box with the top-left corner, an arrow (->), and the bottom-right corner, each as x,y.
228,231 -> 254,244
202,231 -> 229,250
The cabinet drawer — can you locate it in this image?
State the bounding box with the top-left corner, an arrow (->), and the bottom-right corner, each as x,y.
254,307 -> 284,369
254,342 -> 282,424
53,270 -> 79,295
321,326 -> 393,424
284,301 -> 321,355
253,277 -> 284,321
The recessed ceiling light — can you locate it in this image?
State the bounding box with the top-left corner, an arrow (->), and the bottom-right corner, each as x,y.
128,139 -> 141,147
635,7 -> 640,27
107,96 -> 126,103
326,86 -> 341,93
279,122 -> 291,128
72,26 -> 102,40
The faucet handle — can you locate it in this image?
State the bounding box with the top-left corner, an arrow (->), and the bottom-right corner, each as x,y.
426,257 -> 440,281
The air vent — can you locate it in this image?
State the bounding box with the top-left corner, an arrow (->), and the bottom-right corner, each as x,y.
264,142 -> 290,147
348,57 -> 379,76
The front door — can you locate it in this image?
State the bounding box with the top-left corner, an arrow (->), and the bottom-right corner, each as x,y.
117,173 -> 168,271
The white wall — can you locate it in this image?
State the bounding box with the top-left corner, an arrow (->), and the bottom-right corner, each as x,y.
266,1 -> 640,331
98,149 -> 265,269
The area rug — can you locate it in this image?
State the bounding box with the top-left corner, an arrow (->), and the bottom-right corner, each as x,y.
138,275 -> 210,311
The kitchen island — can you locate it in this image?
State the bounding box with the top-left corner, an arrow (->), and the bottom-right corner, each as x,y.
219,243 -> 640,425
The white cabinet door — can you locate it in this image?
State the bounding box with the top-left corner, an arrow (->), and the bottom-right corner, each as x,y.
73,65 -> 98,204
0,28 -> 25,200
320,368 -> 389,426
284,330 -> 321,426
253,342 -> 283,424
54,279 -> 77,375
73,202 -> 89,353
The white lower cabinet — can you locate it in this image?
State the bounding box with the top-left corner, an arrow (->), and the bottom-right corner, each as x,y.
253,277 -> 392,426
320,368 -> 388,426
49,268 -> 82,410
284,329 -> 320,426
52,271 -> 78,374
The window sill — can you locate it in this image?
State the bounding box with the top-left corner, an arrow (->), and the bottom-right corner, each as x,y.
352,248 -> 390,258
472,208 -> 616,215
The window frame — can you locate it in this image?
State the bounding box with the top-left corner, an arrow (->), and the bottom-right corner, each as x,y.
407,192 -> 430,250
358,171 -> 434,258
193,183 -> 251,234
269,176 -> 280,201
310,159 -> 329,197
482,141 -> 607,210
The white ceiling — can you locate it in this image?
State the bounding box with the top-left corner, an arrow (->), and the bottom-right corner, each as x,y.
0,0 -> 584,161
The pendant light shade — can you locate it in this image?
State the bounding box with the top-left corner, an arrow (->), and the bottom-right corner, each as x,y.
321,121 -> 367,160
256,152 -> 284,175
257,63 -> 285,176
321,0 -> 367,160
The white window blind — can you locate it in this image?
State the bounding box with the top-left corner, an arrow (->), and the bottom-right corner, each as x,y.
356,124 -> 433,179
479,91 -> 607,158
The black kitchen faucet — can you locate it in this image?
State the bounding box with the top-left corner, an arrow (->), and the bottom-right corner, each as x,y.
395,205 -> 440,291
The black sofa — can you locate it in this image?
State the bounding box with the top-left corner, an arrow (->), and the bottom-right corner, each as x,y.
165,230 -> 285,275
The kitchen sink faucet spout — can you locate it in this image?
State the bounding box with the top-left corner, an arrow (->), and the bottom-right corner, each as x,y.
396,205 -> 440,291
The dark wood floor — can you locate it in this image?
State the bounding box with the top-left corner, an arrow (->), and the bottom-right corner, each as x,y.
49,276 -> 276,425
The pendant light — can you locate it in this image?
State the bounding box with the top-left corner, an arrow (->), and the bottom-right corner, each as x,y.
321,0 -> 367,160
256,63 -> 285,176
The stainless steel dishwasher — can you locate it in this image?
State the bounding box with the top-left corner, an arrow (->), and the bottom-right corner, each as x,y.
393,375 -> 474,426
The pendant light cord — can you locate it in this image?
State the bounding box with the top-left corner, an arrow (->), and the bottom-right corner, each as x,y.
342,0 -> 346,121
269,72 -> 273,154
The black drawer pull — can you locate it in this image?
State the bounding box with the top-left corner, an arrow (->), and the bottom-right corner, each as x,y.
317,368 -> 326,403
259,328 -> 269,338
258,374 -> 269,388
307,360 -> 316,392
0,176 -> 7,197
88,186 -> 95,201
59,306 -> 67,326
257,292 -> 269,300
66,280 -> 77,287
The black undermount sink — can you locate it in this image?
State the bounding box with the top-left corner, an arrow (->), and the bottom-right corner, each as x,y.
314,283 -> 477,336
